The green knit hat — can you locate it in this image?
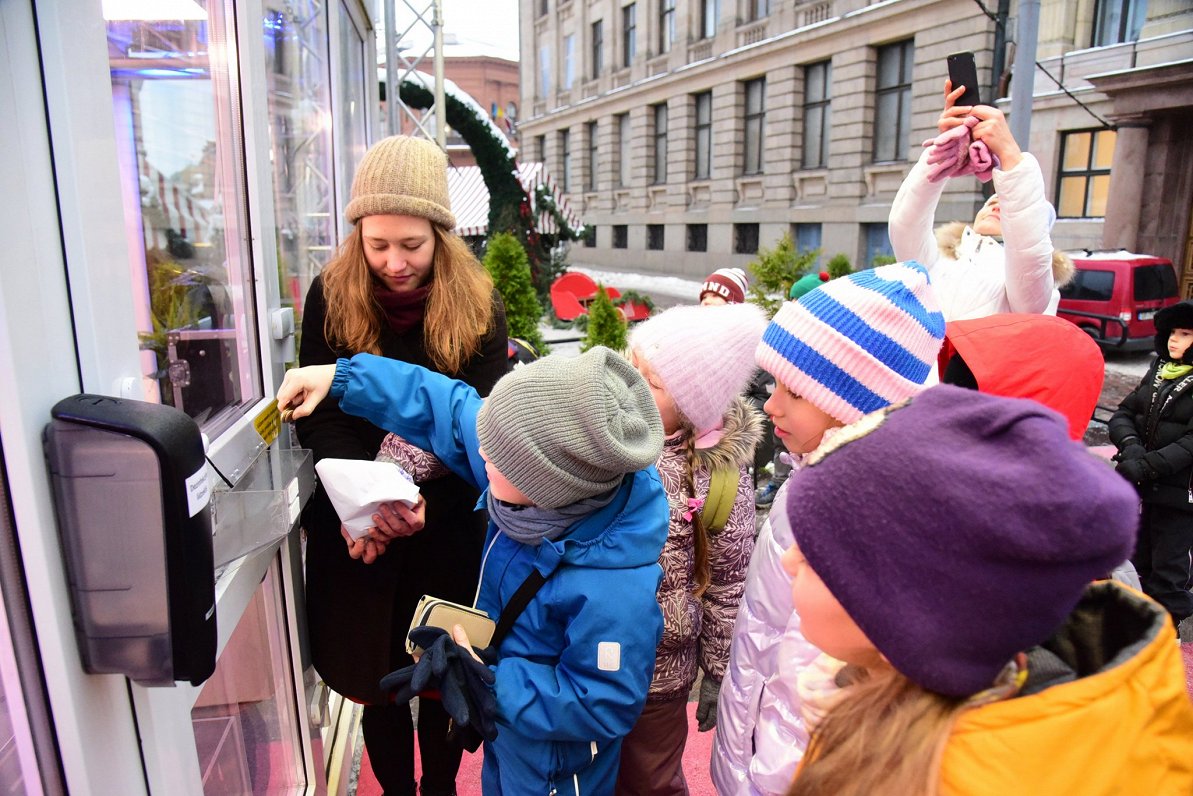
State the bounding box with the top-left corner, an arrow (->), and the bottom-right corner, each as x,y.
345,135 -> 455,228
476,347 -> 664,508
789,271 -> 830,300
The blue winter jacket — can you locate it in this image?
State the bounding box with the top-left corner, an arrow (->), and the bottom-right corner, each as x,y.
330,353 -> 668,795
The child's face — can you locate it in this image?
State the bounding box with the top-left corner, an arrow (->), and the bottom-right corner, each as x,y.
630,349 -> 681,434
781,541 -> 881,667
763,379 -> 842,454
700,293 -> 728,307
479,447 -> 534,506
1168,328 -> 1193,361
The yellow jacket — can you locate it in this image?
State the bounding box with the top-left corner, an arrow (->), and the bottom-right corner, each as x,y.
942,582 -> 1193,795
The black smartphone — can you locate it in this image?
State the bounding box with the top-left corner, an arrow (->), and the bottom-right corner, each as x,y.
946,51 -> 981,106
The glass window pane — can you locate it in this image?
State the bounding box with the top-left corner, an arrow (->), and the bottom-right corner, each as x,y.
1058,176 -> 1088,217
1062,132 -> 1091,171
1093,129 -> 1117,169
1088,173 -> 1112,217
804,106 -> 823,168
336,2 -> 368,220
263,2 -> 336,350
874,91 -> 898,160
192,565 -> 304,794
897,88 -> 911,158
877,46 -> 898,88
820,105 -> 832,166
108,0 -> 262,431
806,63 -> 824,103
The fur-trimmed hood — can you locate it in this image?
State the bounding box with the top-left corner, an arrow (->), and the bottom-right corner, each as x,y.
694,396 -> 764,472
1153,300 -> 1193,363
935,221 -> 1075,288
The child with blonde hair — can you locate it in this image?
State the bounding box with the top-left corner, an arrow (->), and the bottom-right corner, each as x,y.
615,302 -> 767,795
712,261 -> 945,794
782,386 -> 1193,795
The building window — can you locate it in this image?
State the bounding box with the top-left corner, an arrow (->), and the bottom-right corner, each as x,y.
613,224 -> 628,248
652,103 -> 668,184
586,121 -> 599,191
560,130 -> 572,192
585,227 -> 598,247
1056,129 -> 1116,218
659,0 -> 676,54
539,45 -> 551,98
873,40 -> 914,162
687,223 -> 708,252
563,34 -> 575,90
535,134 -> 546,162
647,224 -> 665,250
748,0 -> 769,22
591,20 -> 604,79
693,91 -> 712,180
618,113 -> 631,187
794,223 -> 822,264
734,223 -> 760,254
863,223 -> 894,267
539,0 -> 549,17
1093,0 -> 1148,46
803,60 -> 831,169
743,78 -> 766,175
622,3 -> 637,68
701,0 -> 718,39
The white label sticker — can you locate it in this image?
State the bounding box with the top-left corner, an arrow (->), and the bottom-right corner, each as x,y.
186,466 -> 211,518
597,641 -> 621,672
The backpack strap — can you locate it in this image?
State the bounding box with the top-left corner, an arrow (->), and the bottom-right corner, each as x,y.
701,467 -> 737,533
490,568 -> 548,648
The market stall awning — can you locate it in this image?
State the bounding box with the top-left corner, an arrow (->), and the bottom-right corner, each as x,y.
447,162 -> 582,238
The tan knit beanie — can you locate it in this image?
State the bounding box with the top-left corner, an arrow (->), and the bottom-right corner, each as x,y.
345,135 -> 455,229
476,347 -> 664,508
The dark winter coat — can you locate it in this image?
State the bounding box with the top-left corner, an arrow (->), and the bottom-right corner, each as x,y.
1109,302 -> 1193,513
296,275 -> 508,703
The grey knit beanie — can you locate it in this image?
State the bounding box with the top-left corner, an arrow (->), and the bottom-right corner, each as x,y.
345,135 -> 455,228
476,347 -> 664,508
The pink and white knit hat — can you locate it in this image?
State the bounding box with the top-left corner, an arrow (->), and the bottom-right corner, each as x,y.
631,302 -> 768,438
755,261 -> 945,424
700,268 -> 749,304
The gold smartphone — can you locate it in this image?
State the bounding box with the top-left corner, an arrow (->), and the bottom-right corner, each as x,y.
406,595 -> 496,654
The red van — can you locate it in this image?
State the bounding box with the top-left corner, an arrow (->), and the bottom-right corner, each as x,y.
1056,251 -> 1180,350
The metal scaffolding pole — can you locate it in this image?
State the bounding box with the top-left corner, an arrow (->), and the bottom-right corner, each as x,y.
385,0 -> 446,147
1009,0 -> 1040,148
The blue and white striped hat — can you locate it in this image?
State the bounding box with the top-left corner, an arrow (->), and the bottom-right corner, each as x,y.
755,261 -> 945,424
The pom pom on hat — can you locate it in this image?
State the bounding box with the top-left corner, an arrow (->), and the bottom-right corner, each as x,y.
786,385 -> 1139,697
756,261 -> 945,424
476,347 -> 664,508
631,303 -> 768,437
700,268 -> 749,305
345,135 -> 456,229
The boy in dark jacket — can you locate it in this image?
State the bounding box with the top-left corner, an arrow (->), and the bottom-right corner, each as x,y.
1110,300 -> 1193,632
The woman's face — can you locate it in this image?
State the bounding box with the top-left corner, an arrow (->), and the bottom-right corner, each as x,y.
971,194 -> 1002,237
781,541 -> 881,667
763,379 -> 841,454
360,214 -> 436,292
630,349 -> 681,434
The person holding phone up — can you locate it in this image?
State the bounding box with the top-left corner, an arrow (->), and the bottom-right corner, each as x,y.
888,74 -> 1073,323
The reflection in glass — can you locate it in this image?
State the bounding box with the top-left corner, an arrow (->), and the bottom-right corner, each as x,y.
107,1 -> 262,431
262,2 -> 336,340
336,1 -> 369,223
192,565 -> 304,794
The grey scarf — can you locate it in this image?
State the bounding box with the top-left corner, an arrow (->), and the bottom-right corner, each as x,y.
486,487 -> 619,546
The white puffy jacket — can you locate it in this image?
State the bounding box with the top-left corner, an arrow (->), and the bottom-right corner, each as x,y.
710,479 -> 822,795
888,149 -> 1058,321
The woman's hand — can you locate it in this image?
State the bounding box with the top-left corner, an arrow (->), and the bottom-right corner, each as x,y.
368,496 -> 427,543
969,105 -> 1022,171
276,364 -> 337,420
341,525 -> 389,564
938,80 -> 972,133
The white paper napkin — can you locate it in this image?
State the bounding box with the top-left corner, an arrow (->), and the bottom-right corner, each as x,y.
314,458 -> 421,540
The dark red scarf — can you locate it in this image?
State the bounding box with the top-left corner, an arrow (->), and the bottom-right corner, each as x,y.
373,283 -> 431,335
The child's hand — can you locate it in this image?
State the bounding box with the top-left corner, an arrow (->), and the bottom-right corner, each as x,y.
452,624 -> 484,664
369,496 -> 426,542
276,364 -> 337,421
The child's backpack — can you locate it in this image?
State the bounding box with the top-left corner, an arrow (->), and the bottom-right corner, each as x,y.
701,467 -> 737,532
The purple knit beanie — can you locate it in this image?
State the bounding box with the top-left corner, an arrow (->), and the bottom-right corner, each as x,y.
786,385 -> 1138,698
630,302 -> 767,437
756,261 -> 945,424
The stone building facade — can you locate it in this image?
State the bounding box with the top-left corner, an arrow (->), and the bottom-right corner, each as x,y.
518,0 -> 1192,285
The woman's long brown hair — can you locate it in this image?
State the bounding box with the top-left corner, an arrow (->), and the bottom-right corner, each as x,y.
787,664 -> 969,796
681,426 -> 715,597
320,223 -> 495,374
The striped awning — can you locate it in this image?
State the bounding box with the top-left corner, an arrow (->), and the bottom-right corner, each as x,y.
138,158 -> 215,253
448,161 -> 582,238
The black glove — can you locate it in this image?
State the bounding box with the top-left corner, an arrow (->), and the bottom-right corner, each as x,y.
695,676 -> 721,732
1114,442 -> 1146,462
1115,456 -> 1156,483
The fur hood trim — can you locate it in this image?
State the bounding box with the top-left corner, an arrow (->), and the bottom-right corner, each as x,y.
934,221 -> 1075,288
694,396 -> 764,472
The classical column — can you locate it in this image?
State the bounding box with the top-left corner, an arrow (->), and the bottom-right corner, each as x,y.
1102,116 -> 1150,252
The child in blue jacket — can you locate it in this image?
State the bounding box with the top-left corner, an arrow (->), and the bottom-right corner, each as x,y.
278,346 -> 668,795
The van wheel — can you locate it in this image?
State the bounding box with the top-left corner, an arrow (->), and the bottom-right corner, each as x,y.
1078,324 -> 1102,340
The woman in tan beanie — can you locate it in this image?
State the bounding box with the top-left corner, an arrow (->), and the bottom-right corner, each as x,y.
296,135 -> 507,796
